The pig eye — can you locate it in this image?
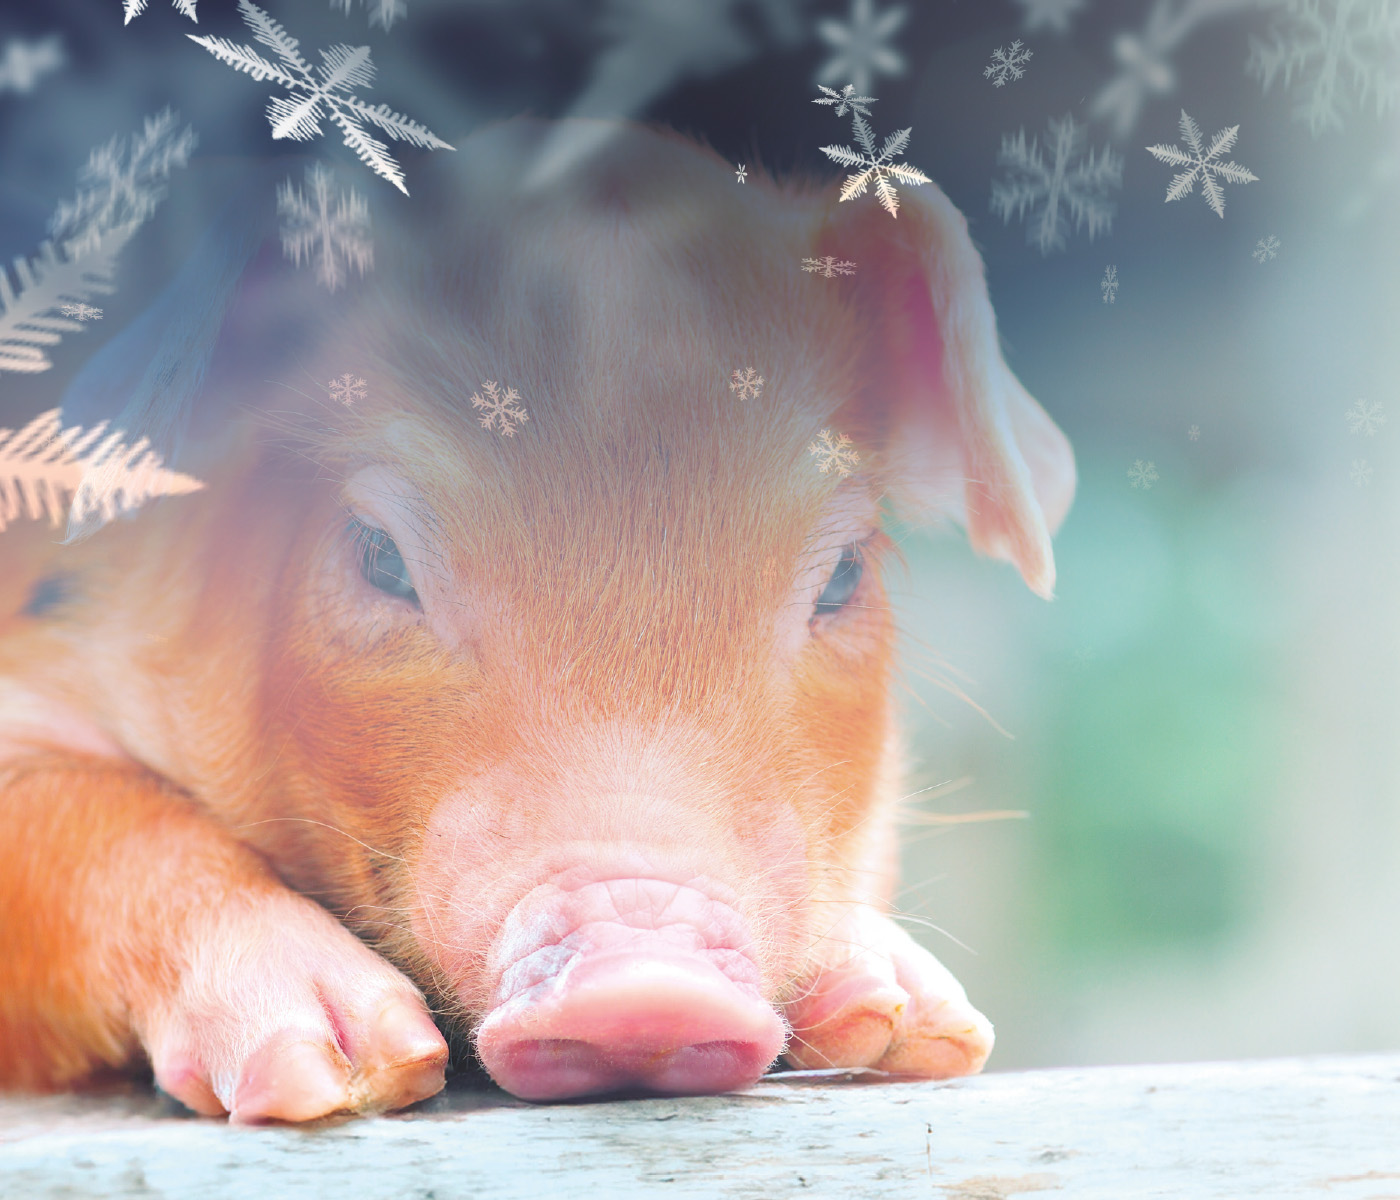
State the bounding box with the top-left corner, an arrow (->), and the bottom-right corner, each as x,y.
814,544 -> 863,616
348,516 -> 419,604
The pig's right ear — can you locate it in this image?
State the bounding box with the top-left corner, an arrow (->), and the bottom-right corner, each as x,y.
813,185 -> 1076,600
56,160 -> 336,533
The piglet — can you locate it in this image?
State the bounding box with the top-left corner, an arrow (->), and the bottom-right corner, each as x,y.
0,119 -> 1073,1120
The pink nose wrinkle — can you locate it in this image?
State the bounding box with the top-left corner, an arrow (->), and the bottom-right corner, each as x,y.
475,877 -> 787,1101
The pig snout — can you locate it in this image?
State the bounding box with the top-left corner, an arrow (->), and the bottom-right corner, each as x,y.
473,876 -> 786,1101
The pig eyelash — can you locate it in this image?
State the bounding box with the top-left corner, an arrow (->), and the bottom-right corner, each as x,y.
343,512 -> 422,606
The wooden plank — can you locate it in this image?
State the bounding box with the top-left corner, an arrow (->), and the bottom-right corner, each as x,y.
2,1055 -> 1397,1198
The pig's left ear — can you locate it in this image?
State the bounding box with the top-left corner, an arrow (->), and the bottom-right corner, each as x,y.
814,184 -> 1076,600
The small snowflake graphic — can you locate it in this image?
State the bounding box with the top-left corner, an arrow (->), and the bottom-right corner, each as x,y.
809,428 -> 860,477
0,35 -> 65,95
729,368 -> 765,400
1128,459 -> 1160,489
813,83 -> 877,118
58,303 -> 103,321
277,164 -> 373,293
471,381 -> 529,437
1253,234 -> 1282,262
736,164 -> 747,184
1188,424 -> 1201,441
1015,0 -> 1086,34
329,373 -> 367,406
991,112 -> 1122,255
815,0 -> 908,97
1248,0 -> 1400,137
1349,458 -> 1373,487
819,111 -> 931,219
1146,110 -> 1259,219
189,0 -> 452,195
1345,397 -> 1386,437
1101,264 -> 1118,304
802,256 -> 858,278
984,40 -> 1033,87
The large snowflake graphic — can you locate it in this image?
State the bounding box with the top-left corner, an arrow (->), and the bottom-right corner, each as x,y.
471,381 -> 530,437
1146,109 -> 1258,218
1345,398 -> 1386,437
1014,0 -> 1087,34
189,0 -> 452,195
277,164 -> 373,293
990,113 -> 1123,255
1248,0 -> 1400,137
124,0 -> 198,22
808,429 -> 860,478
984,40 -> 1033,87
815,0 -> 908,96
819,111 -> 931,219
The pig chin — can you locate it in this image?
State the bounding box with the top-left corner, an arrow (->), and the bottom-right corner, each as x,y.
414,842 -> 792,1102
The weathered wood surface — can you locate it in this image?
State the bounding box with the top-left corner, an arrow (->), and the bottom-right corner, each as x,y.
1,1054 -> 1397,1199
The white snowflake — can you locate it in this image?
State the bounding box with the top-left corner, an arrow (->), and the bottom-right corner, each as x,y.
1349,458 -> 1372,486
808,429 -> 860,477
819,111 -> 931,219
984,40 -> 1033,87
471,381 -> 529,437
330,0 -> 408,32
990,113 -> 1122,255
815,0 -> 908,97
1087,0 -> 1261,139
123,0 -> 198,22
729,368 -> 764,400
802,256 -> 857,278
58,303 -> 103,321
1,110 -> 194,375
1345,397 -> 1386,437
1248,0 -> 1400,137
1014,0 -> 1087,34
1101,264 -> 1118,303
0,408 -> 204,537
0,35 -> 65,95
189,0 -> 452,195
736,164 -> 748,183
1253,234 -> 1281,262
813,83 -> 877,117
1128,459 -> 1160,489
1146,109 -> 1258,219
48,108 -> 197,258
329,373 -> 368,406
1188,424 -> 1201,440
277,164 -> 373,294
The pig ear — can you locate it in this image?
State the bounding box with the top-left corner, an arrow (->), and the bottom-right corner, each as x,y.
815,185 -> 1076,600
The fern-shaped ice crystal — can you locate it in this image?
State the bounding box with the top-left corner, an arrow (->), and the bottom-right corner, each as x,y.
189,0 -> 452,195
0,408 -> 204,537
277,164 -> 373,293
819,111 -> 930,219
123,0 -> 198,22
990,113 -> 1122,255
1145,109 -> 1258,218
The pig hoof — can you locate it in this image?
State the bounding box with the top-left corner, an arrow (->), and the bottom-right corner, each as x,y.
138,893 -> 448,1122
782,908 -> 994,1079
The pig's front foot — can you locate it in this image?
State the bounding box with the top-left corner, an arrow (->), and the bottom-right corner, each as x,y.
781,907 -> 993,1078
137,890 -> 448,1123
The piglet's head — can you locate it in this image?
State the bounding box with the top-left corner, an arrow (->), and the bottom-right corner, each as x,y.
98,121 -> 1073,1100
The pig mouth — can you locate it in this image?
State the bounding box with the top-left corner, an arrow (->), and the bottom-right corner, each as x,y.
472,875 -> 788,1101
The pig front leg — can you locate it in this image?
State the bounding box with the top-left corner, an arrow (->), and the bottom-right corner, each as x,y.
782,905 -> 994,1078
0,756 -> 447,1121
